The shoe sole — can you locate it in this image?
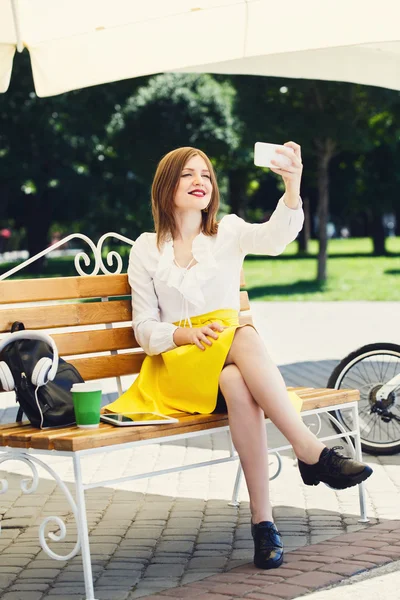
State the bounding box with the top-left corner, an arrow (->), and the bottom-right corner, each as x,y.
254,553 -> 284,570
304,465 -> 373,490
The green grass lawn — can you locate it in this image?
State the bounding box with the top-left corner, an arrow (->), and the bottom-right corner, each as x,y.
2,238 -> 400,301
244,237 -> 400,301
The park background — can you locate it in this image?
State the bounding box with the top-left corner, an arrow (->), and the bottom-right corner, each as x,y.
1,51 -> 400,300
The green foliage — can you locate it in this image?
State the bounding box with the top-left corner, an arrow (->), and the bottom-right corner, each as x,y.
107,73 -> 239,179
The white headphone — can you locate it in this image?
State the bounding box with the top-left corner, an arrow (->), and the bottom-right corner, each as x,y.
0,331 -> 59,391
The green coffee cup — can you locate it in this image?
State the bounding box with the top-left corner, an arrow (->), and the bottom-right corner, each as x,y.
71,383 -> 102,429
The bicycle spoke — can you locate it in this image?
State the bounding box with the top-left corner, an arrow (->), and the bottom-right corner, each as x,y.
334,349 -> 400,449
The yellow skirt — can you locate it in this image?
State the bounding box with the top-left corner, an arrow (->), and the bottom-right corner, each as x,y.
104,308 -> 303,416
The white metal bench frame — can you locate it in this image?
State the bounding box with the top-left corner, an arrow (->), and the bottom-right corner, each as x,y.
0,234 -> 369,600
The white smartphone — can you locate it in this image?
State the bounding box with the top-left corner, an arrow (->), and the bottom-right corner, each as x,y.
100,412 -> 179,426
254,142 -> 294,169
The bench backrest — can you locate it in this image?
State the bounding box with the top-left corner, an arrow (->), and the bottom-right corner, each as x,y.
0,270 -> 252,393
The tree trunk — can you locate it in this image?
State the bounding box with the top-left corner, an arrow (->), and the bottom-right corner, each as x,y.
23,190 -> 53,274
316,139 -> 336,282
228,168 -> 248,218
297,195 -> 310,254
371,212 -> 387,256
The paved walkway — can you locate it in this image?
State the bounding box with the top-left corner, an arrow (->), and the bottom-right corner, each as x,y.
0,302 -> 399,600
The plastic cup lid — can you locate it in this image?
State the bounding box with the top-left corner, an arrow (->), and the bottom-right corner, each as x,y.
71,383 -> 102,393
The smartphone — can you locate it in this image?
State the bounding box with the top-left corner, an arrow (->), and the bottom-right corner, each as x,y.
254,142 -> 294,169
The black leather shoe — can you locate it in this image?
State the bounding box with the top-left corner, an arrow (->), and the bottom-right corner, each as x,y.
298,446 -> 373,490
251,521 -> 283,569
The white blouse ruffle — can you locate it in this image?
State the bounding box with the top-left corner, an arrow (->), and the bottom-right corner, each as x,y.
155,232 -> 219,309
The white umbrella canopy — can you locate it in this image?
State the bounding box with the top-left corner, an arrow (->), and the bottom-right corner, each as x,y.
1,0 -> 400,98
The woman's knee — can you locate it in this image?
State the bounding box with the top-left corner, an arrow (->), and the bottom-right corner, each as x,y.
225,325 -> 259,365
219,365 -> 253,407
234,325 -> 259,347
219,364 -> 241,389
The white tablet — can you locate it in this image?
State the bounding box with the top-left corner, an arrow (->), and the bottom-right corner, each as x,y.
100,412 -> 179,426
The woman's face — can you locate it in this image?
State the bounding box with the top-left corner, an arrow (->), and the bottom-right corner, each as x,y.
173,154 -> 213,213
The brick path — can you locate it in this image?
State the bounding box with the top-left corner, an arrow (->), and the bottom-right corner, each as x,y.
138,521 -> 400,600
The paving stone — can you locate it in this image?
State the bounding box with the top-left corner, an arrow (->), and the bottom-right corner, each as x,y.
187,557 -> 228,570
18,569 -> 61,579
56,572 -> 87,583
89,543 -> 119,555
196,544 -> 232,551
0,529 -> 21,539
131,579 -> 180,597
151,556 -> 188,564
96,576 -> 139,587
180,572 -> 217,585
197,533 -> 233,544
233,540 -> 254,549
156,542 -> 194,553
229,549 -> 252,560
161,531 -> 198,539
318,561 -> 371,576
113,549 -> 153,560
0,574 -> 18,586
130,590 -> 173,599
167,518 -> 202,527
95,591 -> 130,600
194,550 -> 231,558
143,564 -> 186,578
0,567 -> 22,575
119,540 -> 157,549
0,519 -> 33,528
85,535 -> 122,544
0,593 -> 44,600
9,584 -> 49,592
25,561 -> 68,570
106,562 -> 145,570
289,570 -> 343,587
169,511 -> 204,519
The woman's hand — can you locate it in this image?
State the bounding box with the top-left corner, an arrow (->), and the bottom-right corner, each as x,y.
174,322 -> 225,350
270,141 -> 303,200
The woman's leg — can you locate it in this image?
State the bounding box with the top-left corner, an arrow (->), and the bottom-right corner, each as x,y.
219,364 -> 273,524
224,327 -> 325,465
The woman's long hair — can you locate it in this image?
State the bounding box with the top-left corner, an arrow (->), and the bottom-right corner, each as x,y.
151,147 -> 220,250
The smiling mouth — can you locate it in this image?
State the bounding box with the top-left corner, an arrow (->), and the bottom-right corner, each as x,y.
189,190 -> 206,197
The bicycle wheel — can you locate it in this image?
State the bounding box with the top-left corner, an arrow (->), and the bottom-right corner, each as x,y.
327,343 -> 400,455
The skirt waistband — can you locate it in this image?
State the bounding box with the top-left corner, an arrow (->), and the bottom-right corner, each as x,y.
173,308 -> 239,328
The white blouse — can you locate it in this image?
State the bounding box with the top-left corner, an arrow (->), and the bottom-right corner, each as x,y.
128,196 -> 304,356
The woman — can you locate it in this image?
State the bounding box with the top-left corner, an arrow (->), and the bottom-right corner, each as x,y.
105,143 -> 372,570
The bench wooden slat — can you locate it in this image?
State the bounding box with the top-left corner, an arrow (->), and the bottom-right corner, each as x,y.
69,352 -> 145,380
35,414 -> 231,451
0,300 -> 131,333
239,291 -> 250,312
0,274 -> 131,304
53,327 -> 139,355
0,387 -> 360,452
239,313 -> 253,326
0,425 -> 45,448
2,269 -> 246,305
301,389 -> 359,410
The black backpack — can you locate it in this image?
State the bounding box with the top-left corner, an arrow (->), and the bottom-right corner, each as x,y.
0,322 -> 83,428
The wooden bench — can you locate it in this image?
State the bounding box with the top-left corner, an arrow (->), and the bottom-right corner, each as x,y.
0,234 -> 368,600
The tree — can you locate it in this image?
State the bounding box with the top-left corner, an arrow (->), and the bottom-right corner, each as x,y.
0,51 -> 137,271
225,75 -> 400,280
106,73 -> 240,232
